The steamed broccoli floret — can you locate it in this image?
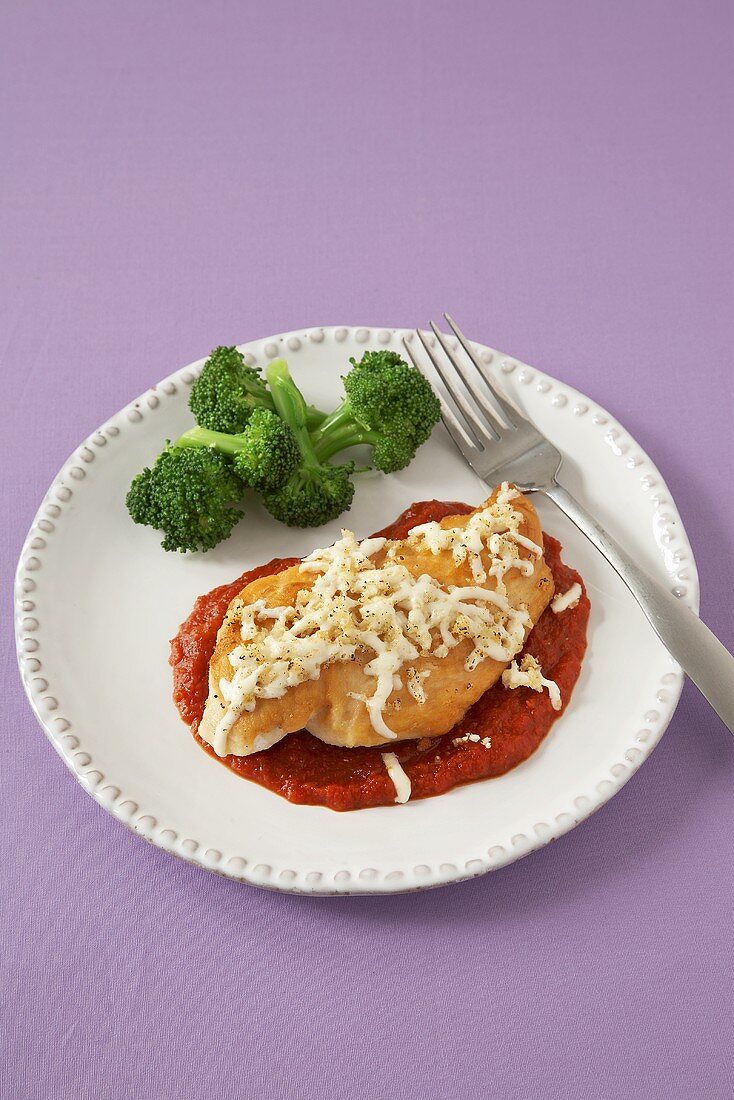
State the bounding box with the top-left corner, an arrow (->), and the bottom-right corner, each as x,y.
127,347 -> 439,552
231,408 -> 300,492
126,445 -> 244,553
175,408 -> 300,493
310,349 -> 441,472
262,465 -> 355,528
189,345 -> 327,434
262,359 -> 355,527
189,346 -> 271,434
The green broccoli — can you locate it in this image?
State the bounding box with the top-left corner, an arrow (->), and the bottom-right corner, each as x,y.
309,349 -> 441,472
127,346 -> 442,552
126,445 -> 245,553
189,346 -> 271,434
189,345 -> 326,434
261,359 -> 355,527
231,408 -> 300,492
175,408 -> 300,493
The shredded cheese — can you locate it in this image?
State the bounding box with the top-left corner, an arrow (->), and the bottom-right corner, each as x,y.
212,483 -> 540,755
405,666 -> 429,704
453,733 -> 492,749
551,582 -> 582,614
381,752 -> 412,803
502,654 -> 562,710
400,483 -> 541,593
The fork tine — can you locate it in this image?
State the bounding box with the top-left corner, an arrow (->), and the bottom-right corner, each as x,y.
402,338 -> 481,456
429,320 -> 511,437
443,313 -> 525,429
414,328 -> 499,444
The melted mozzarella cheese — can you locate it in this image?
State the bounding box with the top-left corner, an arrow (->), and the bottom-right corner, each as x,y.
405,666 -> 429,704
381,753 -> 412,803
213,484 -> 540,754
502,654 -> 562,710
551,582 -> 582,613
401,483 -> 541,593
453,733 -> 492,748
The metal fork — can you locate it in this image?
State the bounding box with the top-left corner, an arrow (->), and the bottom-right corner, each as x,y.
405,315 -> 734,734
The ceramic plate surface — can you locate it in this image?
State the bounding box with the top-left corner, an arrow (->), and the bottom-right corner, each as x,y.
15,326 -> 698,894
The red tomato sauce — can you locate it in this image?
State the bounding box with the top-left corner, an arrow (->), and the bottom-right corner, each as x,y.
170,500 -> 590,811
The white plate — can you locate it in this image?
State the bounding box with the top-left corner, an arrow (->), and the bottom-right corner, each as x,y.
15,325 -> 698,894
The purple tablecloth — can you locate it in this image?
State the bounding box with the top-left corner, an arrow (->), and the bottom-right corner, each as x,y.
3,2 -> 733,1097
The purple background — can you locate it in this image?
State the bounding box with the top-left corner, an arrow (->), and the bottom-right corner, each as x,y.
3,2 -> 733,1097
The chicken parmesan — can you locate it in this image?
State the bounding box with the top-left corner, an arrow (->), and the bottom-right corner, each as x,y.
171,488 -> 590,810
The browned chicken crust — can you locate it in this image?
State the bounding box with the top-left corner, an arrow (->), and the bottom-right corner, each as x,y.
199,488 -> 554,754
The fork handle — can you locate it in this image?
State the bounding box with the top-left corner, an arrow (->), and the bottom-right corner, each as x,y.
545,482 -> 734,734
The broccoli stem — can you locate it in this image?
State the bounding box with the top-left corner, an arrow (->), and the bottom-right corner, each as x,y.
174,426 -> 250,456
311,421 -> 377,461
312,403 -> 355,437
305,406 -> 327,430
309,402 -> 377,461
266,359 -> 324,467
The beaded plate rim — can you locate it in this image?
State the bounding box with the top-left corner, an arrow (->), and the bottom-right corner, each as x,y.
14,325 -> 697,895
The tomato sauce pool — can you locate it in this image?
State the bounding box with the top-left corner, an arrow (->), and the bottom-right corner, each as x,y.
170,500 -> 590,811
